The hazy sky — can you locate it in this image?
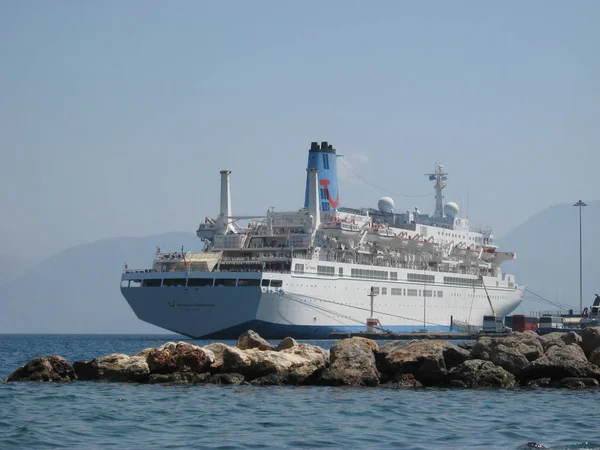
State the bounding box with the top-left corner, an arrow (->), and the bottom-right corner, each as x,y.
1,1 -> 598,259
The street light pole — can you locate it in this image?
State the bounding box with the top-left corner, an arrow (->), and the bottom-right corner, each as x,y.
573,200 -> 587,314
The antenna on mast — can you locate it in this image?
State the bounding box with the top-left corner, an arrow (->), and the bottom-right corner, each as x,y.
425,163 -> 448,218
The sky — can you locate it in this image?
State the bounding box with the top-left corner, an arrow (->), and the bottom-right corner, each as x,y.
1,0 -> 598,260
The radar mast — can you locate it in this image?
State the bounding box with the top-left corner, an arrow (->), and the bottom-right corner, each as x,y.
426,164 -> 448,218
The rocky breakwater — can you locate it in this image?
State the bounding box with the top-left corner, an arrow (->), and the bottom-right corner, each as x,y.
5,328 -> 600,389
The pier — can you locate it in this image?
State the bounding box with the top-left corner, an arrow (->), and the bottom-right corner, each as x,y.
328,331 -> 509,340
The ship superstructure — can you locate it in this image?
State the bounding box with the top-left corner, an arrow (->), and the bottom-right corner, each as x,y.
121,141 -> 524,338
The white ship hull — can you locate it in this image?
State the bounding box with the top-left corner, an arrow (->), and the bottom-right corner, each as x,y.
120,144 -> 526,339
121,261 -> 524,339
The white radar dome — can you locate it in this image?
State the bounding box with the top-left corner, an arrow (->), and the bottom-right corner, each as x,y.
444,202 -> 459,218
378,197 -> 395,214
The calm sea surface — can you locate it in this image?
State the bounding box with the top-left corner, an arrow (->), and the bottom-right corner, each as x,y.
1,334 -> 599,450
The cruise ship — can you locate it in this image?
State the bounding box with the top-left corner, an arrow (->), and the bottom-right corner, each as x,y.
121,141 -> 525,339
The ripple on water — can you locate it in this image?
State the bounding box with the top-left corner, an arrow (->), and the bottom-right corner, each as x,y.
2,335 -> 600,449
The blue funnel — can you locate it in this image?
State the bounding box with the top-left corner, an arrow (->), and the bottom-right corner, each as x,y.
304,141 -> 339,211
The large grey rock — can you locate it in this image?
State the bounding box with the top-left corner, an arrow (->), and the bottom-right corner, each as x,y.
448,359 -> 517,388
7,356 -> 76,382
379,340 -> 469,384
521,344 -> 600,382
471,336 -> 535,375
74,354 -> 149,382
581,327 -> 600,357
539,332 -> 582,352
146,342 -> 213,374
275,337 -> 297,351
220,346 -> 253,374
589,348 -> 600,367
512,331 -> 545,360
203,343 -> 229,372
221,343 -> 329,384
237,330 -> 273,351
317,337 -> 380,387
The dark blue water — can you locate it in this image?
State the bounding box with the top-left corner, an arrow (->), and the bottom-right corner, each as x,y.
1,335 -> 599,450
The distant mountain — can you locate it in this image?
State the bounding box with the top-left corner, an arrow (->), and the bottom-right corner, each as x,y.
497,200 -> 600,315
0,232 -> 199,334
1,202 -> 598,333
0,254 -> 31,287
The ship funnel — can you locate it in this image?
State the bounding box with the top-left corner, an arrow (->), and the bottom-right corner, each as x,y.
304,141 -> 339,212
218,170 -> 232,234
306,167 -> 320,234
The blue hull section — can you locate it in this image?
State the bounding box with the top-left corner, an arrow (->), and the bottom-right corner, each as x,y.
199,320 -> 452,340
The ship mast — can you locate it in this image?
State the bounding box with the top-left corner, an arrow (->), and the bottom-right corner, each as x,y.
426,164 -> 448,218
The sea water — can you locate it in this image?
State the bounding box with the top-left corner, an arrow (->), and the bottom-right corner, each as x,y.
1,335 -> 599,450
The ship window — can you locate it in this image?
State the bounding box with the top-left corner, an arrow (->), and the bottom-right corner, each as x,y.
407,273 -> 435,284
271,280 -> 283,288
438,291 -> 443,297
295,263 -> 305,274
188,278 -> 213,287
215,278 -> 236,287
261,279 -> 270,287
162,278 -> 186,287
339,267 -> 343,277
142,279 -> 162,287
423,290 -> 433,297
391,288 -> 402,296
390,272 -> 398,281
407,289 -> 418,296
237,279 -> 261,287
317,265 -> 335,276
381,287 -> 387,295
129,280 -> 142,288
372,287 -> 380,295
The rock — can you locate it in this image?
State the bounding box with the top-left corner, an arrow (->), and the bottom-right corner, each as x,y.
317,337 -> 380,387
221,346 -> 253,374
539,332 -> 582,352
377,340 -> 407,355
458,342 -> 475,352
526,378 -> 552,388
220,343 -> 329,384
147,342 -> 212,374
521,344 -> 600,382
7,356 -> 76,382
250,373 -> 289,386
589,348 -> 600,366
581,327 -> 600,356
512,331 -> 545,361
442,344 -> 471,370
525,443 -> 549,449
74,354 -> 149,383
146,349 -> 177,374
379,340 -> 468,384
382,373 -> 423,388
448,359 -> 517,388
135,347 -> 155,358
554,377 -> 599,389
148,372 -> 211,384
471,337 -> 532,376
203,343 -> 229,372
209,373 -> 247,385
275,337 -> 297,351
237,330 -> 273,351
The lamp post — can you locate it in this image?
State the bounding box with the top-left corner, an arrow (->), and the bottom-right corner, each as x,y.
573,200 -> 587,314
